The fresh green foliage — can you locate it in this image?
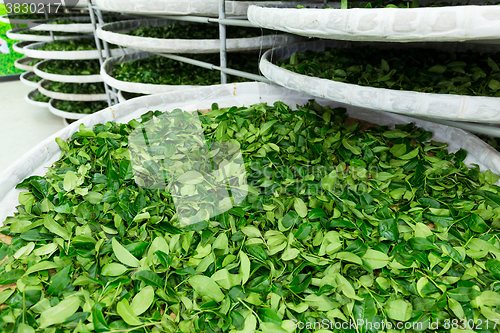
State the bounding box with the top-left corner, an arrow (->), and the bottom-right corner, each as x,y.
113,53 -> 259,85
280,46 -> 500,97
0,4 -> 23,76
44,81 -> 105,94
27,58 -> 42,66
54,100 -> 109,115
31,91 -> 50,103
27,74 -> 42,83
127,23 -> 272,39
1,100 -> 500,332
40,59 -> 100,76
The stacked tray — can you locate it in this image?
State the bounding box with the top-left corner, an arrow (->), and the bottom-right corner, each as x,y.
21,39 -> 134,60
6,28 -> 85,42
19,71 -> 42,89
248,0 -> 500,43
96,18 -> 304,54
259,40 -> 500,123
34,59 -> 103,83
14,57 -> 41,72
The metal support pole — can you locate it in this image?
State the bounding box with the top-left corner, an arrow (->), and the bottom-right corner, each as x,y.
42,5 -> 54,41
158,54 -> 273,84
88,2 -> 113,106
409,116 -> 500,138
218,0 -> 227,84
93,4 -> 118,104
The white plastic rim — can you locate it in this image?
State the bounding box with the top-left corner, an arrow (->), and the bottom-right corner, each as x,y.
39,79 -> 108,101
14,57 -> 39,72
13,41 -> 35,54
6,28 -> 87,42
35,59 -> 103,83
29,16 -> 94,33
248,3 -> 500,43
48,99 -> 93,120
20,72 -> 40,89
24,89 -> 49,108
94,0 -> 325,16
22,40 -> 136,60
97,19 -> 304,54
260,40 -> 500,123
1,81 -> 500,222
0,14 -> 48,24
101,52 -> 199,94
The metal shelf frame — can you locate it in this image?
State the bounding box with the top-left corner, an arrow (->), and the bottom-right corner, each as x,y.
89,0 -> 282,105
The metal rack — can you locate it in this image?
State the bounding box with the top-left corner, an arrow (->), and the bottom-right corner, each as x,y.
88,4 -> 118,105
88,0 -> 286,106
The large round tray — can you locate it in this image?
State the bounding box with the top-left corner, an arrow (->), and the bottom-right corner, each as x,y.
34,59 -> 103,83
20,71 -> 40,88
48,99 -> 95,120
260,40 -> 500,123
97,19 -> 304,54
94,0 -> 325,17
1,82 -> 499,223
101,52 -> 200,94
7,28 -> 87,42
22,40 -> 135,60
14,57 -> 39,72
248,2 -> 500,43
39,79 -> 108,102
25,89 -> 50,108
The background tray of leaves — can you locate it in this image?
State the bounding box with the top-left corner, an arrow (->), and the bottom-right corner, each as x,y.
12,40 -> 35,54
97,19 -> 304,54
248,0 -> 500,42
14,57 -> 41,72
6,28 -> 89,42
28,15 -> 95,33
102,51 -> 260,94
1,82 -> 500,331
48,99 -> 110,120
261,39 -> 500,123
28,14 -> 139,33
34,59 -> 103,83
24,88 -> 50,108
20,71 -> 42,88
22,39 -> 135,60
93,0 -> 326,17
38,79 -> 108,102
0,12 -> 57,24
